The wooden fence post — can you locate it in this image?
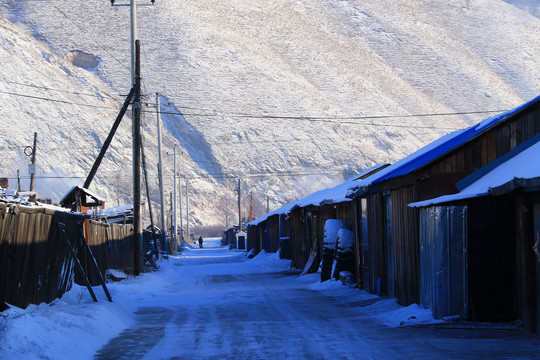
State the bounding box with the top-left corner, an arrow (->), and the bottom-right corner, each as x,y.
78,224 -> 112,302
57,222 -> 98,302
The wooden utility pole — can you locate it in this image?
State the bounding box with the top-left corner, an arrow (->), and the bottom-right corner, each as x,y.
140,133 -> 158,258
84,88 -> 134,189
110,0 -> 155,272
17,170 -> 21,192
237,179 -> 242,231
185,179 -> 190,242
248,191 -> 255,222
156,93 -> 166,246
172,146 -> 178,251
179,177 -> 183,242
133,40 -> 143,275
29,132 -> 37,192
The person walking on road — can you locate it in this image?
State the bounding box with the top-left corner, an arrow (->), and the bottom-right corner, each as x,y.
198,236 -> 203,248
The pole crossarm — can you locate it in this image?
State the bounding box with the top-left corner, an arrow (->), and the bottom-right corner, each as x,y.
111,1 -> 155,6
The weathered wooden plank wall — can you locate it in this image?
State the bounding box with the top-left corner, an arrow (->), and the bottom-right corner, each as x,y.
278,214 -> 292,259
246,225 -> 259,252
355,198 -> 370,291
0,203 -> 138,308
467,198 -> 515,321
391,186 -> 420,306
367,192 -> 385,295
86,220 -> 135,285
289,209 -> 309,269
0,204 -> 81,310
430,101 -> 540,177
267,215 -> 280,252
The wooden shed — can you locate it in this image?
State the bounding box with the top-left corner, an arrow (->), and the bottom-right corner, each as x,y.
290,201 -> 357,273
246,213 -> 289,255
247,165 -> 386,274
351,95 -> 540,306
411,133 -> 540,332
246,198 -> 301,257
60,186 -> 105,213
224,226 -> 239,249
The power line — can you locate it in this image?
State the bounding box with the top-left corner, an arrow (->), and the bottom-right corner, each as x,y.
147,106 -> 506,121
5,168 -> 349,181
0,82 -> 508,130
3,80 -> 122,101
145,108 -> 505,130
0,90 -> 119,110
13,1 -> 513,132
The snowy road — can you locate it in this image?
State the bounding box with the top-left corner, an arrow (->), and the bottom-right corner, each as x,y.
90,239 -> 540,360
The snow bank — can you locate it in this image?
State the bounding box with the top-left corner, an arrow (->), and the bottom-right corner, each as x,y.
0,285 -> 135,360
243,249 -> 292,273
306,277 -> 440,328
372,303 -> 443,327
0,259 -> 189,360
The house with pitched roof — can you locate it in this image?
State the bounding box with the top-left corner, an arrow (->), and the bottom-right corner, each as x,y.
349,94 -> 540,308
410,131 -> 540,332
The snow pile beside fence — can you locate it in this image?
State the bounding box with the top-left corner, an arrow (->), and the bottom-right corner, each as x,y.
0,283 -> 135,360
245,250 -> 292,273
372,303 -> 442,327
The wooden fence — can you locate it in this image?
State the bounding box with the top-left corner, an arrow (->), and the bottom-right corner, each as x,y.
0,204 -> 80,310
85,220 -> 134,286
0,203 -> 135,310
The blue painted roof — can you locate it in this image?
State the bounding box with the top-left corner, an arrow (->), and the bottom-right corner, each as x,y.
248,95 -> 540,223
353,95 -> 540,193
410,134 -> 540,208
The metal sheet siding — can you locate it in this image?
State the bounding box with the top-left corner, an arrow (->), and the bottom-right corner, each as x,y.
419,206 -> 468,319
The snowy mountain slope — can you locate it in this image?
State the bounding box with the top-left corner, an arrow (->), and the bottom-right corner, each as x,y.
1,0 -> 539,231
0,16 -> 135,205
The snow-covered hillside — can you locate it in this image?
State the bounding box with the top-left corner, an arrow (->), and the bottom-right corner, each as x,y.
0,0 -> 539,232
0,16 -> 134,205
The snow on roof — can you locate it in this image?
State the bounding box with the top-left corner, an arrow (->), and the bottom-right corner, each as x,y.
94,204 -> 133,218
246,198 -> 300,227
247,164 -> 386,226
0,187 -> 34,205
60,185 -> 105,204
410,134 -> 540,207
351,95 -> 540,195
247,96 -> 540,225
0,189 -> 32,206
0,188 -> 77,213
